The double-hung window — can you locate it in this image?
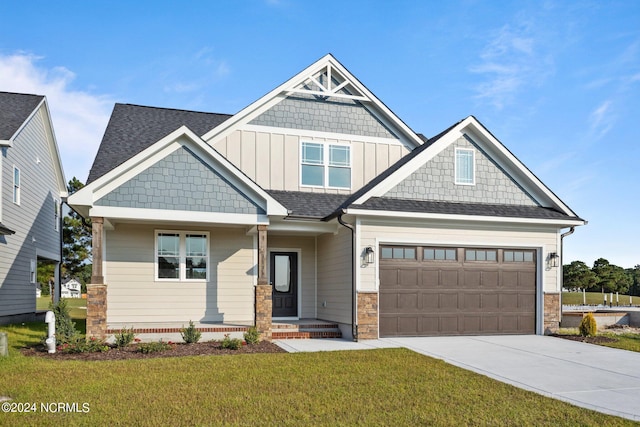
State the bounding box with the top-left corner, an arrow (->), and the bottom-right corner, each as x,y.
13,166 -> 20,205
455,148 -> 475,185
301,142 -> 351,189
156,231 -> 209,281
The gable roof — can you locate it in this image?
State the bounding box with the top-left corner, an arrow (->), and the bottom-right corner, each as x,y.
86,103 -> 231,184
0,91 -> 45,142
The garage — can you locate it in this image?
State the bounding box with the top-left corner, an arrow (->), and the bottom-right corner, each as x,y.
379,245 -> 536,337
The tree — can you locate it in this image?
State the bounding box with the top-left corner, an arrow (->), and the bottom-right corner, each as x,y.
563,261 -> 597,291
626,265 -> 640,297
592,258 -> 631,293
62,177 -> 92,285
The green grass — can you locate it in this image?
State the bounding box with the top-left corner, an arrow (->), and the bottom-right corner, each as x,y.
562,291 -> 640,306
0,324 -> 635,426
599,333 -> 640,353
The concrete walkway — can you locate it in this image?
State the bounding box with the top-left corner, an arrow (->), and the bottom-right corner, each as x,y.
275,335 -> 640,421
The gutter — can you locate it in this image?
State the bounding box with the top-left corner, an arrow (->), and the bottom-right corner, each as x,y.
337,211 -> 358,341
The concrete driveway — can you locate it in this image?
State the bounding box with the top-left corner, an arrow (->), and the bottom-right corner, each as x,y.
276,335 -> 640,421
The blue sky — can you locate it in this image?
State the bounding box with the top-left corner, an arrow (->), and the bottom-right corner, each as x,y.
1,1 -> 638,268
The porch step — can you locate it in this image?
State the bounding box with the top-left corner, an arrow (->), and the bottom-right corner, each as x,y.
272,322 -> 342,339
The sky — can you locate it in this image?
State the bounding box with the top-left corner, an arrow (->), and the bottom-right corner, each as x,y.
0,1 -> 638,268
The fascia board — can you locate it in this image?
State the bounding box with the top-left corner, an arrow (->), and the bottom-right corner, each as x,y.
0,139 -> 12,147
89,206 -> 270,226
345,208 -> 586,227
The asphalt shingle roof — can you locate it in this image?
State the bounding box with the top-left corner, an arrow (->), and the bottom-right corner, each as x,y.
86,103 -> 232,183
0,92 -> 44,141
356,197 -> 582,221
266,190 -> 350,218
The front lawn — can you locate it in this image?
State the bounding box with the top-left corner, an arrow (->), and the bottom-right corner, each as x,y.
562,291 -> 639,306
0,324 -> 635,426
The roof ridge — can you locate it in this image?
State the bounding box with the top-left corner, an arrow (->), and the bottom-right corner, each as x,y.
0,90 -> 44,98
116,102 -> 232,117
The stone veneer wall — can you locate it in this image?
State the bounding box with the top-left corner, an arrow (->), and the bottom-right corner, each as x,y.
357,292 -> 378,340
544,293 -> 560,334
86,284 -> 108,338
255,284 -> 272,341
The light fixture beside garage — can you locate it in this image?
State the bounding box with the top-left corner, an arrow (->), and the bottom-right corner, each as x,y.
548,252 -> 559,268
364,246 -> 375,264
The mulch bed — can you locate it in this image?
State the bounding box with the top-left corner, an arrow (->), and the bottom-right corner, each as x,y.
21,341 -> 286,361
551,334 -> 617,344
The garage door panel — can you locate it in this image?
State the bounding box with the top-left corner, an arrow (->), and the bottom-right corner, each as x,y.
380,245 -> 536,337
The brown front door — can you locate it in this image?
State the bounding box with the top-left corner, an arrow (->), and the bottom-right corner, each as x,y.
270,252 -> 298,317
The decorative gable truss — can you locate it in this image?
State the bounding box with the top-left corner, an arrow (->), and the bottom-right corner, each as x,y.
68,126 -> 288,228
201,54 -> 425,150
344,116 -> 585,226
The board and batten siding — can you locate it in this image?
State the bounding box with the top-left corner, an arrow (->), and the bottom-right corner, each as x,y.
212,129 -> 408,193
316,227 -> 352,324
358,220 -> 561,293
0,106 -> 61,317
268,235 -> 316,318
104,223 -> 255,324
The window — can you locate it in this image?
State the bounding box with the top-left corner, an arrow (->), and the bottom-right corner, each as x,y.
424,248 -> 457,261
156,231 -> 209,281
53,198 -> 60,231
504,250 -> 534,263
455,148 -> 474,185
30,259 -> 36,283
381,246 -> 416,260
465,249 -> 497,262
13,166 -> 20,204
301,142 -> 351,188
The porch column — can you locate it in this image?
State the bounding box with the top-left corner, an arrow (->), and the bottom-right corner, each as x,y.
87,216 -> 107,338
255,224 -> 272,341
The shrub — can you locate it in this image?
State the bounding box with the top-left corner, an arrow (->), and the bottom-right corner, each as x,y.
114,327 -> 136,348
181,320 -> 202,344
58,336 -> 109,353
579,313 -> 597,337
221,334 -> 242,350
49,299 -> 79,344
244,326 -> 260,345
138,340 -> 173,354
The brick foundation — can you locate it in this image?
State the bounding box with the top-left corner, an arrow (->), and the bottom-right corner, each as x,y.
255,284 -> 272,341
543,293 -> 561,334
357,292 -> 378,340
86,284 -> 107,338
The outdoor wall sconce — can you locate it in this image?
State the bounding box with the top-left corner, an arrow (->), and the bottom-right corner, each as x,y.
548,252 -> 559,268
364,246 -> 375,264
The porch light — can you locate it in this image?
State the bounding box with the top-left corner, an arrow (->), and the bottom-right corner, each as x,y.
548,252 -> 559,268
365,246 -> 375,264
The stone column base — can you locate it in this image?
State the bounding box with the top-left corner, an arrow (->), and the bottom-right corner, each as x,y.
86,284 -> 107,338
255,284 -> 272,341
543,293 -> 561,334
357,292 -> 378,340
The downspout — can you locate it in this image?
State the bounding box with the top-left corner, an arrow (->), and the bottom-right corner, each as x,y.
337,211 -> 357,341
559,227 -> 576,312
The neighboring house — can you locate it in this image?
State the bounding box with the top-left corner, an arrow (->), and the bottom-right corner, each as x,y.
61,278 -> 82,298
68,55 -> 585,340
0,92 -> 67,324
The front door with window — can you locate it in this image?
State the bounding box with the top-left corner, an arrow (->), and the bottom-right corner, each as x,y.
270,252 -> 298,317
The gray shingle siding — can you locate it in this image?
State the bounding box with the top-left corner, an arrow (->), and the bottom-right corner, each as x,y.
0,106 -> 61,317
249,95 -> 398,138
95,146 -> 265,215
384,135 -> 538,206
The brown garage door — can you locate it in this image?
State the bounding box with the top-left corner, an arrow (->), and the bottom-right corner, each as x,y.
379,246 -> 536,337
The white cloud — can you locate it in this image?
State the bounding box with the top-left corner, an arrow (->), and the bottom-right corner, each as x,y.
0,53 -> 112,183
589,100 -> 614,139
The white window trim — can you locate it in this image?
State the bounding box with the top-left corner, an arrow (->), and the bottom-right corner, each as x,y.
454,148 -> 475,186
300,141 -> 352,190
154,230 -> 210,282
13,165 -> 20,205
